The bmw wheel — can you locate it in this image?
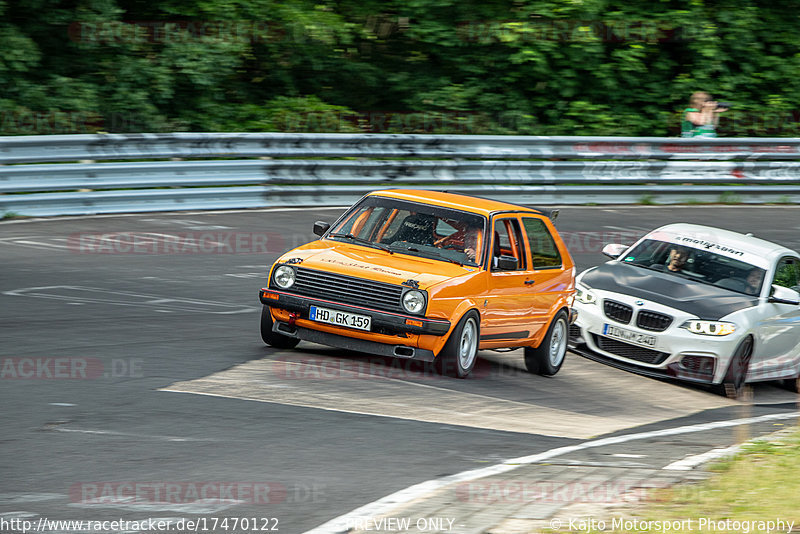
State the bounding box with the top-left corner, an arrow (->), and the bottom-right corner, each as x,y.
524,311 -> 568,377
782,375 -> 800,393
718,336 -> 753,399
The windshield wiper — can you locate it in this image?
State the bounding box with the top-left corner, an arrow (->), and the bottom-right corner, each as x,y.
627,262 -> 664,273
328,233 -> 393,254
401,246 -> 463,266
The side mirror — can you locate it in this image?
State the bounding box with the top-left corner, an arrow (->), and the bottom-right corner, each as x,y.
313,221 -> 331,237
602,243 -> 628,259
769,285 -> 800,305
496,255 -> 519,271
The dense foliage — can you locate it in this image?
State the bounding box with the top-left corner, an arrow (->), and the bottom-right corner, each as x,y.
3,0 -> 800,136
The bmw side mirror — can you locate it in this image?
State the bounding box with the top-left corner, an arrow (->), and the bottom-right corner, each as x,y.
769,285 -> 800,305
313,221 -> 331,237
496,255 -> 518,271
602,243 -> 628,259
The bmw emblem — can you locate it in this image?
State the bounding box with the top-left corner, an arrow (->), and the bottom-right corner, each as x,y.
635,300 -> 645,306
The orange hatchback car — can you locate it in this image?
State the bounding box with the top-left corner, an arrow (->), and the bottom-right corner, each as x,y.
259,190 -> 576,378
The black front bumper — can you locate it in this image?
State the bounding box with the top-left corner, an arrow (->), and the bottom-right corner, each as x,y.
569,341 -> 716,385
259,289 -> 451,337
273,321 -> 436,362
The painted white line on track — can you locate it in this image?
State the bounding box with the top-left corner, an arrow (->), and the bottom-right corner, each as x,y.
52,428 -> 221,442
68,498 -> 243,514
302,411 -> 800,534
662,444 -> 741,471
3,286 -> 256,314
0,494 -> 64,505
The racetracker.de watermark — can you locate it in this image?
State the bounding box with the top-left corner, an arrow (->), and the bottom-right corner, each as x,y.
456,479 -> 666,504
70,481 -> 325,505
0,358 -> 142,380
1,110 -> 103,135
68,232 -> 286,254
457,19 -> 701,44
271,355 -> 532,381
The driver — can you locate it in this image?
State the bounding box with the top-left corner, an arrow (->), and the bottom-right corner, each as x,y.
463,226 -> 482,263
665,246 -> 689,272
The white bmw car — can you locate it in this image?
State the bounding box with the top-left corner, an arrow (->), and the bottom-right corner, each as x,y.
571,223 -> 800,398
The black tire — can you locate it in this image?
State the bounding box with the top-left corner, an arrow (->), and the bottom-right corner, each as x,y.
436,311 -> 480,378
717,336 -> 753,399
781,376 -> 800,393
524,311 -> 569,377
260,306 -> 300,349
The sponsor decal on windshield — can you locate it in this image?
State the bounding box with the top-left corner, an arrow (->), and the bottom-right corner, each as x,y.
677,237 -> 745,257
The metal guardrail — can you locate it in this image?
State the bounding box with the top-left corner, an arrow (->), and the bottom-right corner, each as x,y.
2,133 -> 800,216
5,133 -> 800,164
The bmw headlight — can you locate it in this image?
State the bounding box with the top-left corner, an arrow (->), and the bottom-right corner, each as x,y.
273,265 -> 296,289
680,320 -> 737,336
402,290 -> 426,314
575,285 -> 597,305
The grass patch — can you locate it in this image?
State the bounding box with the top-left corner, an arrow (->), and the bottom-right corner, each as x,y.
578,428 -> 800,533
719,191 -> 742,204
638,194 -> 656,205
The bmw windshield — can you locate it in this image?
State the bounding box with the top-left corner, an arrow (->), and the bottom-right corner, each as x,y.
328,196 -> 487,266
620,239 -> 766,296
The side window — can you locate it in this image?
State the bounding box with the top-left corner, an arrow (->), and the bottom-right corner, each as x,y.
773,257 -> 800,292
522,217 -> 562,269
492,218 -> 526,271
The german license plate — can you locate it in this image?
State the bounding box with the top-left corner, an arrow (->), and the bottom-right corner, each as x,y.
603,324 -> 657,347
309,306 -> 371,331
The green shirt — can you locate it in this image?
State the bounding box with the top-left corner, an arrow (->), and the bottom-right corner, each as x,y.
682,107 -> 717,137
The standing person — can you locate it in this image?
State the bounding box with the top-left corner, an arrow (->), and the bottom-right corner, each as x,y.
681,91 -> 727,137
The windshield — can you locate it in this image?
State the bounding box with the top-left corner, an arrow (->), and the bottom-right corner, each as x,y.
328,196 -> 487,266
620,239 -> 766,296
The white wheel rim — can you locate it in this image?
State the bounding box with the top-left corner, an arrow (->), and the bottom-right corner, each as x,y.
549,319 -> 567,367
459,318 -> 478,370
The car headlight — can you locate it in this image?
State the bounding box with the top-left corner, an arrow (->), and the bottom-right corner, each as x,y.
575,286 -> 597,305
273,265 -> 296,289
680,320 -> 737,336
402,290 -> 426,314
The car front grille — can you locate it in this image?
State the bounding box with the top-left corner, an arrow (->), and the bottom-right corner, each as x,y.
636,310 -> 673,332
604,300 -> 633,324
592,334 -> 670,365
280,267 -> 405,313
569,324 -> 582,340
680,355 -> 715,376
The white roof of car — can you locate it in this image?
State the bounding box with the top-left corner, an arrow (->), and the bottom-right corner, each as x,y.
643,223 -> 796,269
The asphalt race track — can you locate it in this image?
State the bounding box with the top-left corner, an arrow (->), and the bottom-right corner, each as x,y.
1,206 -> 799,533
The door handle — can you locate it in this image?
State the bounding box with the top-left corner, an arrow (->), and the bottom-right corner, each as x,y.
524,279 -> 535,285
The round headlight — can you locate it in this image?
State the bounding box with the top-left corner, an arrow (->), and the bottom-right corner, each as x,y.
273,265 -> 296,289
402,290 -> 426,314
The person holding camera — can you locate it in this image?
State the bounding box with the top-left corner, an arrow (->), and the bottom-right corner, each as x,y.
681,91 -> 729,137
